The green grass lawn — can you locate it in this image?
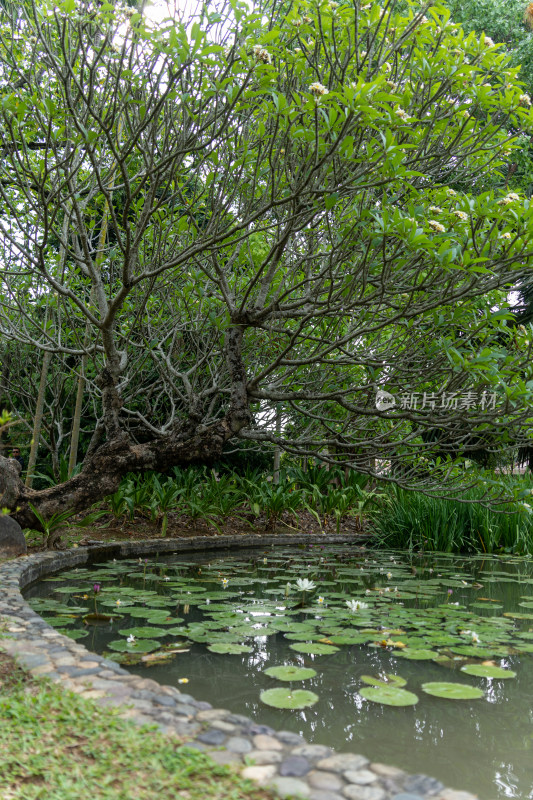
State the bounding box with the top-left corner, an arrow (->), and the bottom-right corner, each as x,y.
0,650 -> 269,800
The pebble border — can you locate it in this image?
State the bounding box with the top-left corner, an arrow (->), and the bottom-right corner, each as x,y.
0,535 -> 477,800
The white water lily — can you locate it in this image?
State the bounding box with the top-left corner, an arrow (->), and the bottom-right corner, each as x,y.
127,634 -> 136,644
461,629 -> 481,644
346,599 -> 369,612
295,578 -> 316,592
317,596 -> 325,604
115,599 -> 122,607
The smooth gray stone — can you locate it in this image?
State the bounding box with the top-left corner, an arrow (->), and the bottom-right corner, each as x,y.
276,730 -> 306,745
0,515 -> 26,557
403,776 -> 445,796
197,728 -> 227,746
391,794 -> 425,800
280,756 -> 312,777
225,736 -> 253,753
310,792 -> 346,800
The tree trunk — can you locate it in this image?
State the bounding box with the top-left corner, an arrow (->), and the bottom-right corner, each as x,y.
68,121 -> 119,477
273,406 -> 282,484
3,412 -> 244,530
25,350 -> 52,488
68,352 -> 87,477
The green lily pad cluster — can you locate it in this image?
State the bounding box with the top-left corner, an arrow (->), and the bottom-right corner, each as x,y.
27,546 -> 531,689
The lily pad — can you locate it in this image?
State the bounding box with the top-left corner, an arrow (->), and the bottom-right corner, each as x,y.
107,638 -> 161,653
55,628 -> 89,640
260,687 -> 319,709
359,686 -> 418,707
392,648 -> 438,660
288,642 -> 339,655
421,682 -> 484,700
360,674 -> 407,688
117,627 -> 167,638
264,665 -> 317,682
207,643 -> 253,654
460,664 -> 516,679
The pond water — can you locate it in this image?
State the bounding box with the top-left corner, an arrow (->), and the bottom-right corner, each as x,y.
24,544 -> 533,800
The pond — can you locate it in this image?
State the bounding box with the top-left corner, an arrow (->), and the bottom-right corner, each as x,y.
24,544 -> 533,800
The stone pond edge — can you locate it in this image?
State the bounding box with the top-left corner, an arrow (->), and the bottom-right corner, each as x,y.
0,534 -> 476,800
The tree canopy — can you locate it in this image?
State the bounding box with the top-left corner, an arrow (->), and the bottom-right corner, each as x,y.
1,0 -> 533,525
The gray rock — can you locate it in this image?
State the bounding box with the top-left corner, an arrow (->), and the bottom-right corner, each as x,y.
318,754 -> 370,773
242,765 -> 278,784
342,786 -> 386,800
197,727 -> 227,746
310,792 -> 346,800
308,770 -> 345,792
248,723 -> 276,736
279,756 -> 312,777
437,791 -> 479,800
174,703 -> 199,717
276,730 -> 306,745
344,770 -> 377,786
391,795 -> 425,800
403,776 -> 445,796
247,749 -> 284,765
0,515 -> 26,558
293,744 -> 334,760
225,736 -> 253,753
268,776 -> 311,798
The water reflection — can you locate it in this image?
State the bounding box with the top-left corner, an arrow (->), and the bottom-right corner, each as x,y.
24,547 -> 533,799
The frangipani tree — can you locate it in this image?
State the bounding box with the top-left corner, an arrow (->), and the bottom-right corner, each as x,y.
1,0 -> 533,527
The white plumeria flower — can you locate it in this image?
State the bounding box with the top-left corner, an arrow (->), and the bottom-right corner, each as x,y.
252,44 -> 272,64
295,578 -> 317,592
429,205 -> 443,213
428,220 -> 446,232
395,107 -> 409,122
309,82 -> 329,98
346,599 -> 369,612
452,210 -> 468,221
127,635 -> 136,644
520,93 -> 532,107
498,193 -> 520,206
